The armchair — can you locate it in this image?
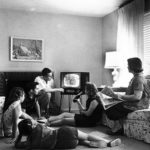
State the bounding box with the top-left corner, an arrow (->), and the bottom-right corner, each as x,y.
99,86 -> 150,143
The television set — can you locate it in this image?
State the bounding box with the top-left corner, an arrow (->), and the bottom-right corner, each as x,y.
60,72 -> 90,94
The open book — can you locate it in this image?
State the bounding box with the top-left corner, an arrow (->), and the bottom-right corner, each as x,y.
98,86 -> 124,110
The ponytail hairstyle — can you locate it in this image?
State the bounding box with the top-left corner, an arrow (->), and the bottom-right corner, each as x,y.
26,82 -> 39,93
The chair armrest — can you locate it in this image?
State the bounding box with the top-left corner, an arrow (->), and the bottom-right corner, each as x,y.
127,109 -> 150,120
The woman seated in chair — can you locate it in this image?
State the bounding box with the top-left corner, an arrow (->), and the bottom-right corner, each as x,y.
103,57 -> 150,134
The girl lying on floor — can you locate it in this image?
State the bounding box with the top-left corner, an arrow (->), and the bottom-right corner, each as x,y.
15,119 -> 121,149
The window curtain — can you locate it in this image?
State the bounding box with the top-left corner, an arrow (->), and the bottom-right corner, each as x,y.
143,13 -> 150,75
116,0 -> 144,87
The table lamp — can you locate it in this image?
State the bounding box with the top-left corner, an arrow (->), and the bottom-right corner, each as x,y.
104,51 -> 121,87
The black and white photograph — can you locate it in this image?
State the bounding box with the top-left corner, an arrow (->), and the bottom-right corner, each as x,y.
0,0 -> 149,150
10,36 -> 43,61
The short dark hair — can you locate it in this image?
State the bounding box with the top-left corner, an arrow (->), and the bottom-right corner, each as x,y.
18,119 -> 32,136
26,82 -> 39,92
127,57 -> 143,73
42,68 -> 52,76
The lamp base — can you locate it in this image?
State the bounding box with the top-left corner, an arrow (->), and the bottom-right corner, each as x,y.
112,68 -> 119,87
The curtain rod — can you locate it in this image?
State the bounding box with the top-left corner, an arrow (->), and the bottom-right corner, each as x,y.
119,0 -> 134,8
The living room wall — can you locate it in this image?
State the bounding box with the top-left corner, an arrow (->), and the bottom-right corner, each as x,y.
102,0 -> 148,86
0,9 -> 103,110
101,11 -> 118,86
0,9 -> 102,87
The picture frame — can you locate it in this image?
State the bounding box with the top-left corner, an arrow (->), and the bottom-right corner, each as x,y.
10,36 -> 43,62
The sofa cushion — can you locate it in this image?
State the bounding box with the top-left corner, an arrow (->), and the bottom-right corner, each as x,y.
124,119 -> 150,143
126,109 -> 150,121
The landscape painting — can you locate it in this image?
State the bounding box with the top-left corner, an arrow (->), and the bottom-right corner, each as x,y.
10,36 -> 43,62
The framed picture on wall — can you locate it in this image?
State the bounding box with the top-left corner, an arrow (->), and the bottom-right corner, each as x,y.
10,36 -> 44,62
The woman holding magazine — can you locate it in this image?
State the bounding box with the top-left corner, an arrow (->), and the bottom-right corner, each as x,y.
103,57 -> 150,135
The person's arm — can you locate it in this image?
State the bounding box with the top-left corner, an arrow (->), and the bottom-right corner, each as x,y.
35,99 -> 41,119
12,105 -> 21,142
21,111 -> 33,120
76,99 -> 86,111
117,77 -> 144,102
45,78 -> 64,92
117,90 -> 143,101
80,100 -> 98,116
43,88 -> 64,93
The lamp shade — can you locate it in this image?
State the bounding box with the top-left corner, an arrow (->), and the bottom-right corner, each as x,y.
104,51 -> 120,69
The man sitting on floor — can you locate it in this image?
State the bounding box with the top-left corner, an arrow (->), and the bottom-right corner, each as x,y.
34,68 -> 64,117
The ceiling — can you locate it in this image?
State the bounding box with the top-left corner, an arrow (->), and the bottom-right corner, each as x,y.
0,0 -> 131,17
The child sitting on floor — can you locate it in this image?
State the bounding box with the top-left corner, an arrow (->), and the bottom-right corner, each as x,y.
3,87 -> 33,143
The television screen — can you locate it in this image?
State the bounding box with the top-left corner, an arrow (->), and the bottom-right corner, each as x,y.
60,72 -> 89,94
62,73 -> 80,88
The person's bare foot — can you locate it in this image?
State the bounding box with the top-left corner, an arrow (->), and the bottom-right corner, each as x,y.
89,138 -> 121,148
108,138 -> 122,147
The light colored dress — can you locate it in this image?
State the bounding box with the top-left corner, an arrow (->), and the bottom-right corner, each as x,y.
3,100 -> 22,137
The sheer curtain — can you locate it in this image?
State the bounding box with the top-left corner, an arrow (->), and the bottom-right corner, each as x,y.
116,0 -> 144,87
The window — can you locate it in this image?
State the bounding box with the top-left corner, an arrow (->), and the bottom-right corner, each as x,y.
144,13 -> 150,65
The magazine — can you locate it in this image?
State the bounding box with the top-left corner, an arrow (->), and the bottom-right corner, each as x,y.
98,86 -> 124,110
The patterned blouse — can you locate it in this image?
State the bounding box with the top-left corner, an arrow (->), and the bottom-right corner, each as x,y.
3,100 -> 22,136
